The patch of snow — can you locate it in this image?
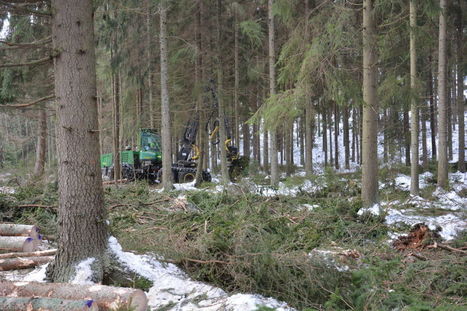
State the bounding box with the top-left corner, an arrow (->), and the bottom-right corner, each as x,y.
23,263 -> 48,282
0,186 -> 15,194
308,248 -> 355,272
108,237 -> 295,311
300,204 -> 319,211
71,258 -> 96,285
357,204 -> 381,216
395,175 -> 411,191
385,209 -> 466,241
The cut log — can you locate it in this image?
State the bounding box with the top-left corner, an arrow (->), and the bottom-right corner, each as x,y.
0,281 -> 149,311
0,236 -> 40,252
0,256 -> 54,271
0,223 -> 40,239
0,296 -> 98,311
0,249 -> 56,259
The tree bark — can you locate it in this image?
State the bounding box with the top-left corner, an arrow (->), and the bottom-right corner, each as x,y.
268,0 -> 279,186
147,0 -> 154,129
33,108 -> 47,177
234,6 -> 240,147
160,0 -> 173,190
334,103 -> 339,170
48,0 -> 107,282
437,0 -> 448,188
410,0 -> 419,195
0,297 -> 98,311
0,281 -> 148,311
362,0 -> 379,206
323,107 -> 328,166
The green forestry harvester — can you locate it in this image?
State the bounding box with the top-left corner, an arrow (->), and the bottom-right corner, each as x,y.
100,128 -> 211,183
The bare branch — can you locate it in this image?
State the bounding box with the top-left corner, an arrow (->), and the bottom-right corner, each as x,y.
0,36 -> 51,50
0,55 -> 53,68
1,94 -> 54,109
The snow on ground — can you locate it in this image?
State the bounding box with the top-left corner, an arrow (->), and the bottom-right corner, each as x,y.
2,238 -> 295,310
71,258 -> 96,285
360,172 -> 467,241
0,186 -> 15,194
108,236 -> 295,311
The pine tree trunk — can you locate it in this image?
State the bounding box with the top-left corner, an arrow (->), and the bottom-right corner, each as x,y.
447,69 -> 453,161
305,101 -> 313,175
112,71 -> 121,182
323,108 -> 328,166
421,95 -> 428,168
147,0 -> 154,129
351,108 -> 356,163
263,129 -> 269,173
48,0 -> 107,282
437,0 -> 448,188
343,105 -> 350,169
329,107 -> 333,165
362,0 -> 379,206
334,103 -> 339,170
33,108 -> 47,177
429,55 -> 437,159
410,0 -> 419,195
403,110 -> 410,166
234,7 -> 240,147
456,1 -> 465,172
268,0 -> 278,186
216,0 -> 230,184
160,0 -> 173,190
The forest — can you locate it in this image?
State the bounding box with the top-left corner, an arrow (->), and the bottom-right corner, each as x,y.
0,0 -> 465,310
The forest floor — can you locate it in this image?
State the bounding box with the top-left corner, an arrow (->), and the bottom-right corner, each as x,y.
0,165 -> 466,311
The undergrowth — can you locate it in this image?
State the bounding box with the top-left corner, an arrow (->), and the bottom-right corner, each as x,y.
2,175 -> 465,310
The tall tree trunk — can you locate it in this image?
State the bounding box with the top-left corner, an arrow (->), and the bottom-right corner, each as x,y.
160,0 -> 173,190
334,103 -> 339,170
233,6 -> 240,147
305,101 -> 313,175
33,109 -> 47,178
421,100 -> 428,168
429,55 -> 437,159
263,129 -> 269,173
437,0 -> 448,188
456,0 -> 465,172
329,107 -> 333,165
47,0 -> 107,282
343,105 -> 350,169
194,0 -> 205,186
362,0 -> 379,206
351,108 -> 356,162
447,68 -> 453,161
268,0 -> 278,186
323,108 -> 328,166
403,110 -> 410,165
410,0 -> 419,195
112,71 -> 121,182
216,0 -> 230,184
147,0 -> 154,129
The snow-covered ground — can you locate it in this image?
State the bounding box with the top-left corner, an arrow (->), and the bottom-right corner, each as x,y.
2,237 -> 295,311
359,172 -> 467,241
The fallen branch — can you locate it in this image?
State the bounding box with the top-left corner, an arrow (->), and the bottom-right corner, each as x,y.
103,179 -> 128,185
0,249 -> 56,259
406,252 -> 427,261
427,242 -> 467,254
0,36 -> 51,50
16,204 -> 56,211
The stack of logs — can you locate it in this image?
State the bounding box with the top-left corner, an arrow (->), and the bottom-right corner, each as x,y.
0,223 -> 149,310
0,223 -> 55,271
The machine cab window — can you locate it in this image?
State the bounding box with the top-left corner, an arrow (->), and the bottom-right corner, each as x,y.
141,130 -> 161,152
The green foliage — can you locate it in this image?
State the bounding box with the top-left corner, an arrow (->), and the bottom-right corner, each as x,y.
240,20 -> 264,48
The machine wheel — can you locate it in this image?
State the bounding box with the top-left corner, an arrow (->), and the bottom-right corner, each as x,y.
202,170 -> 212,182
179,171 -> 196,183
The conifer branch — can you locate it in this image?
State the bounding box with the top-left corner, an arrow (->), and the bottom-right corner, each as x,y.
0,55 -> 53,68
1,94 -> 54,109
